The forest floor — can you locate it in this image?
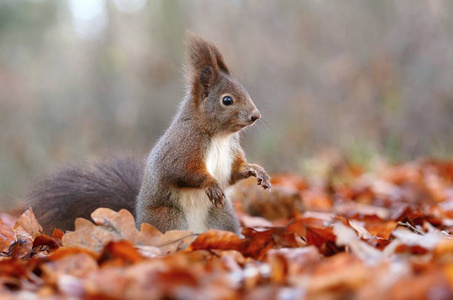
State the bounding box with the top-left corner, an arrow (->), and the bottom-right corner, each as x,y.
1,158 -> 453,299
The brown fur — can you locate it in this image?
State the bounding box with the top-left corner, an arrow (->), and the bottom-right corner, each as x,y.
136,33 -> 270,234
184,32 -> 230,100
27,33 -> 270,235
27,156 -> 144,234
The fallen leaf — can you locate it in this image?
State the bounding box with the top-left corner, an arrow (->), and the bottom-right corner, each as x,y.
98,240 -> 143,267
0,219 -> 15,253
307,253 -> 371,296
62,208 -> 194,253
0,213 -> 18,228
390,268 -> 453,300
186,230 -> 244,253
1,159 -> 453,298
51,228 -> 64,247
14,207 -> 43,240
286,218 -> 340,256
32,235 -> 59,252
41,251 -> 98,285
138,223 -> 195,254
266,246 -> 321,284
333,222 -> 384,265
391,227 -> 447,250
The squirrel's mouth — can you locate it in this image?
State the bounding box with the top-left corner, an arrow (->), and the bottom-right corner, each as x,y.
234,122 -> 254,131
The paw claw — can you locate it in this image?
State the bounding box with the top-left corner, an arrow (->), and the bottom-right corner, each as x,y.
244,164 -> 271,190
206,183 -> 225,208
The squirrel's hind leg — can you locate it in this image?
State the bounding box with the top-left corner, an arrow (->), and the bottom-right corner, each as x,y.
136,205 -> 187,233
206,200 -> 240,235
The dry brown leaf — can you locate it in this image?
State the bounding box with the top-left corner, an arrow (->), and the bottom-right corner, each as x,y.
286,217 -> 340,256
1,160 -> 453,299
267,247 -> 321,285
51,228 -> 64,247
186,227 -> 299,260
47,247 -> 98,261
0,258 -> 28,278
136,223 -> 195,253
13,207 -> 43,240
0,213 -> 18,228
90,207 -> 139,240
62,218 -> 114,252
389,227 -> 447,252
4,208 -> 44,259
333,222 -> 384,264
33,235 -> 59,252
390,268 -> 453,300
307,253 -> 371,296
364,219 -> 397,239
98,240 -> 143,267
62,208 -> 194,253
0,219 -> 15,253
186,230 -> 244,253
81,251 -> 240,299
41,251 -> 98,285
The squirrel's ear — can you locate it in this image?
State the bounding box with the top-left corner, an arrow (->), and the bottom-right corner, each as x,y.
185,32 -> 229,99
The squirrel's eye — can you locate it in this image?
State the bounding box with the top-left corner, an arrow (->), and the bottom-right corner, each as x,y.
222,95 -> 233,106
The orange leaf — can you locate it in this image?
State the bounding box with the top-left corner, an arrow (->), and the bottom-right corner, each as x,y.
0,219 -> 15,253
13,207 -> 43,240
98,240 -> 143,267
62,208 -> 194,253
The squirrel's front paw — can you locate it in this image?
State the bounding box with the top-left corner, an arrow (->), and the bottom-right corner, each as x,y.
244,164 -> 272,190
205,183 -> 225,208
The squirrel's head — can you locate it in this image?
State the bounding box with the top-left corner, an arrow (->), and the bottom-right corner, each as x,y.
184,32 -> 260,134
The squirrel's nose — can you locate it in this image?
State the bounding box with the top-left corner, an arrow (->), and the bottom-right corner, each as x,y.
250,112 -> 261,123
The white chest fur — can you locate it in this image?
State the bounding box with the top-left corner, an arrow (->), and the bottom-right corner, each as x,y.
179,134 -> 234,233
205,134 -> 234,188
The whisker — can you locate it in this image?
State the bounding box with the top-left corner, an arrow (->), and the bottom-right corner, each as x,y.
252,124 -> 261,137
257,101 -> 270,111
252,122 -> 266,138
259,119 -> 272,131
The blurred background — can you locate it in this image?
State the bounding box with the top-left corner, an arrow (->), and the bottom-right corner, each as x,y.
1,0 -> 452,208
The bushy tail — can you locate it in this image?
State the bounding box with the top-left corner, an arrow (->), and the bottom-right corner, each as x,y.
26,156 -> 144,233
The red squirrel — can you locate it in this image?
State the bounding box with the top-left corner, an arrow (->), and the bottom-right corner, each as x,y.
27,33 -> 271,235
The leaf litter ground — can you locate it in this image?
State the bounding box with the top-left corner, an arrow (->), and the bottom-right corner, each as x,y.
1,159 -> 453,299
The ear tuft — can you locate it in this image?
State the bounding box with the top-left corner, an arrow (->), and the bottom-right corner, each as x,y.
199,66 -> 213,87
184,32 -> 230,97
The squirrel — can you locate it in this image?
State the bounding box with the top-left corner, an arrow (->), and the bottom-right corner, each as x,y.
26,33 -> 271,235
